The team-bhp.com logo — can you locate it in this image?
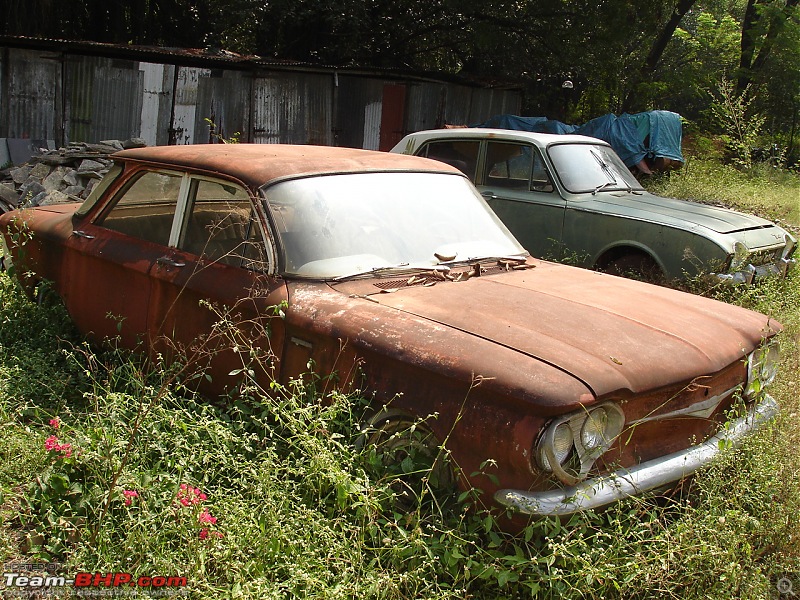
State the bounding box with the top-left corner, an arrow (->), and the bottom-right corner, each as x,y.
2,563 -> 188,596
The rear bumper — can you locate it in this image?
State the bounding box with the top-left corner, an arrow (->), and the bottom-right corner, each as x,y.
494,394 -> 779,516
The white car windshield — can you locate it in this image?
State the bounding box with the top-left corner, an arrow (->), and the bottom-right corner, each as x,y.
548,143 -> 645,194
263,172 -> 525,278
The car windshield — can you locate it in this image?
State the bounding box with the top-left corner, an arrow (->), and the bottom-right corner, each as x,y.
263,172 -> 525,278
547,143 -> 644,194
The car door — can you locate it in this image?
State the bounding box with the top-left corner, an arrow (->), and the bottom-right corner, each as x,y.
477,141 -> 566,261
145,175 -> 290,397
61,168 -> 185,349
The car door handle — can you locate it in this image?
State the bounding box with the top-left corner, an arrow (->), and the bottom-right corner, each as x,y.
71,230 -> 95,239
481,191 -> 498,200
157,256 -> 186,268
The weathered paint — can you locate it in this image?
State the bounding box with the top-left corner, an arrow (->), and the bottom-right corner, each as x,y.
0,144 -> 780,516
335,76 -> 384,149
378,84 -> 406,151
1,43 -> 522,150
252,73 -> 333,145
194,69 -> 250,144
0,48 -> 61,141
139,62 -> 175,146
171,66 -> 210,145
65,55 -> 144,143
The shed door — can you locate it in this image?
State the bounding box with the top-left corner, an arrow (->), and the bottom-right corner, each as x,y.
378,84 -> 406,151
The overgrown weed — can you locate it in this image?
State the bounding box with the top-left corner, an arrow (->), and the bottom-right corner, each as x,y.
0,158 -> 799,596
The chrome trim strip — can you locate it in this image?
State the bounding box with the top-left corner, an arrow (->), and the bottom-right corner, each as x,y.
495,394 -> 778,516
628,384 -> 741,425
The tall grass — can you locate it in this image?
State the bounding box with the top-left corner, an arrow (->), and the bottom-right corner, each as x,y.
0,164 -> 798,598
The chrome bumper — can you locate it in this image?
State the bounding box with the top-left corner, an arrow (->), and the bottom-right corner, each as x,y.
713,258 -> 794,284
494,394 -> 779,516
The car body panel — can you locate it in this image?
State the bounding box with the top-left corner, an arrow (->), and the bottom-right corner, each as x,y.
0,144 -> 783,518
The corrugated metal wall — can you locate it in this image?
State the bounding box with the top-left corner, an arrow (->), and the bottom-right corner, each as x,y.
0,48 -> 62,142
65,56 -> 144,143
139,62 -> 175,147
194,69 -> 250,144
252,72 -> 333,145
0,45 -> 521,152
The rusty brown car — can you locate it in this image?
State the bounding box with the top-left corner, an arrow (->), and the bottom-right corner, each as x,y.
0,144 -> 782,517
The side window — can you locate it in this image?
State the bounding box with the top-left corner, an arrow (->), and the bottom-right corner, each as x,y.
418,140 -> 480,181
485,142 -> 554,193
96,171 -> 183,246
486,142 -> 532,190
179,179 -> 269,271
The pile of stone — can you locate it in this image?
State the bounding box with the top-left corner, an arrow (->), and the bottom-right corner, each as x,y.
0,138 -> 146,212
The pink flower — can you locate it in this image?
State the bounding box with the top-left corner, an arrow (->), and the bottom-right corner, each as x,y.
176,484 -> 206,507
199,528 -> 223,540
44,436 -> 72,458
198,509 -> 217,525
49,418 -> 61,429
122,490 -> 138,506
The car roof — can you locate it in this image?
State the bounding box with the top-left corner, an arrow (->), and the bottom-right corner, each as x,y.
114,144 -> 462,188
401,128 -> 605,147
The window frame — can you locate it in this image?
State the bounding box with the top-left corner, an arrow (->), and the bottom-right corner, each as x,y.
93,167 -> 276,273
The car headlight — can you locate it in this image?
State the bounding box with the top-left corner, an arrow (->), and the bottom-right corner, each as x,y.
540,422 -> 573,471
745,340 -> 780,398
581,407 -> 611,450
782,234 -> 797,261
729,241 -> 751,272
536,402 -> 625,485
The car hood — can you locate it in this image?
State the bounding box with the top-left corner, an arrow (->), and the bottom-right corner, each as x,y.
593,191 -> 780,237
347,261 -> 778,398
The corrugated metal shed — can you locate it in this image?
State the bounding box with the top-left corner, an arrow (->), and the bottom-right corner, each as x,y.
252,72 -> 333,145
139,62 -> 175,146
0,38 -> 522,158
194,69 -> 250,144
64,55 -> 144,143
405,83 -> 447,132
0,47 -> 61,142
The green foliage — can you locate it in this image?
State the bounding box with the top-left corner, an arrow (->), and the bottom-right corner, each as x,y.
709,79 -> 767,169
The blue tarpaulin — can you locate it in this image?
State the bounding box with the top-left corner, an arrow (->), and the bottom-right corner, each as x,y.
472,110 -> 684,168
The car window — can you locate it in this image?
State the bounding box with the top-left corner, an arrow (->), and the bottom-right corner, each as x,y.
548,143 -> 644,193
96,170 -> 183,246
178,179 -> 270,271
264,171 -> 524,278
75,164 -> 124,217
485,142 -> 553,193
418,140 -> 480,180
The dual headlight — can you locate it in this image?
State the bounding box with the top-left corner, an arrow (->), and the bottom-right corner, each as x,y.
729,241 -> 751,272
782,234 -> 797,261
745,340 -> 780,398
535,403 -> 625,485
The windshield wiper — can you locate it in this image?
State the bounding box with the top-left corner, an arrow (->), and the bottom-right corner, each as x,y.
333,263 -> 451,282
592,181 -> 617,194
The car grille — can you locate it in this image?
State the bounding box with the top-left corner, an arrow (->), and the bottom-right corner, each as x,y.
598,360 -> 748,470
748,247 -> 783,266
